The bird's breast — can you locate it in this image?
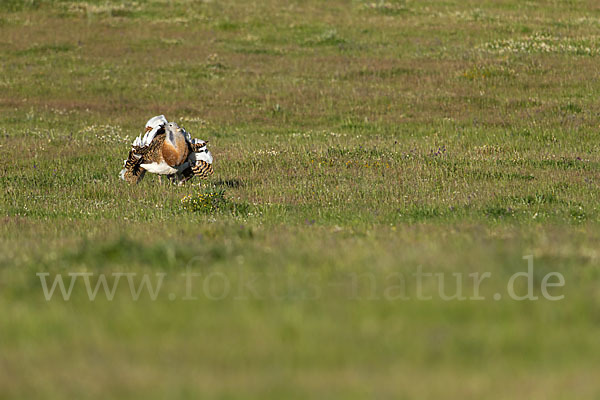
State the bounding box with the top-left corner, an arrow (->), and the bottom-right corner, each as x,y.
162,132 -> 189,167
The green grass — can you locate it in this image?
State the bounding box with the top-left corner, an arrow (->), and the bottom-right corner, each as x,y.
2,0 -> 600,398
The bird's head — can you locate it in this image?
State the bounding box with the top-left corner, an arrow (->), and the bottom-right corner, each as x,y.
165,122 -> 181,133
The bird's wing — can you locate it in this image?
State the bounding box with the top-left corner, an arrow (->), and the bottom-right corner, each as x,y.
119,150 -> 146,183
128,115 -> 168,151
190,139 -> 208,152
189,138 -> 213,163
191,160 -> 214,178
119,115 -> 168,182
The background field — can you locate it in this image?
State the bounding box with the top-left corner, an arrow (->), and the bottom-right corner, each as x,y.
2,0 -> 600,398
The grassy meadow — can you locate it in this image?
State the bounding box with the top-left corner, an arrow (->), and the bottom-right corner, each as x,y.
2,0 -> 600,398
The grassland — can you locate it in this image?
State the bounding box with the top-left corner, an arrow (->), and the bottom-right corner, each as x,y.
1,0 -> 600,398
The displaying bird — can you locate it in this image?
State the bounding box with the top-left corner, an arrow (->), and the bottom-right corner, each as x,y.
119,115 -> 213,184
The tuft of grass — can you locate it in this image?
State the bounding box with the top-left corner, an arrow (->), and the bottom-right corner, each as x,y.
181,190 -> 228,213
181,189 -> 251,216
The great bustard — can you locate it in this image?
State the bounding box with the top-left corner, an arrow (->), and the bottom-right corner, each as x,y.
119,115 -> 213,184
